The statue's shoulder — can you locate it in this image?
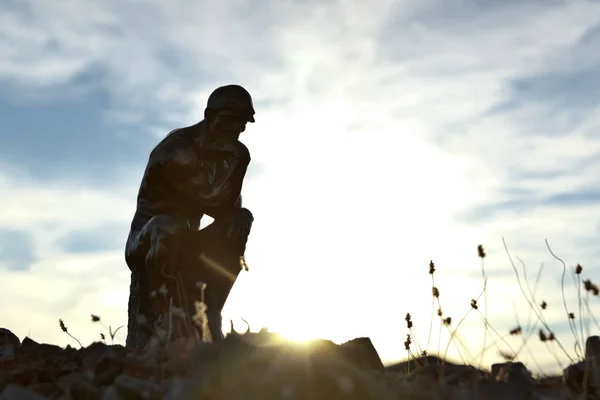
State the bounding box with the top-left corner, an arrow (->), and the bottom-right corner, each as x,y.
148,123 -> 202,165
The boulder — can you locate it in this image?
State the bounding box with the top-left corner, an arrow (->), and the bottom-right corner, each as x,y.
563,335 -> 600,398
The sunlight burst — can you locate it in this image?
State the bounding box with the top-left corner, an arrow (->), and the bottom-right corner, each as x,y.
275,329 -> 318,344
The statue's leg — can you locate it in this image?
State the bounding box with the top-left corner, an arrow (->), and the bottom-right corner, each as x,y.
178,210 -> 251,340
124,215 -> 189,349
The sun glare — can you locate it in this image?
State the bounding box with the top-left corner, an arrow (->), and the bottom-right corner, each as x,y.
276,329 -> 318,344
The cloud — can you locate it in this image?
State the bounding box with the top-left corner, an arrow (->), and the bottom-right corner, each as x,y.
56,223 -> 128,254
1,0 -> 600,375
0,92 -> 151,186
0,228 -> 36,271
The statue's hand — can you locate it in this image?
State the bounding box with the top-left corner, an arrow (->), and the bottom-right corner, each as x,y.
227,207 -> 253,239
231,140 -> 251,164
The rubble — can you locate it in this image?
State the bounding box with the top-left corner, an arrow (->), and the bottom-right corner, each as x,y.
1,328 -> 597,399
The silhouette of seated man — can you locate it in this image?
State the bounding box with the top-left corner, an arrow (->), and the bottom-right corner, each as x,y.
124,85 -> 256,348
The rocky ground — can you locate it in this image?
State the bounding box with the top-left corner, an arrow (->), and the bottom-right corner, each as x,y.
1,327 -> 598,399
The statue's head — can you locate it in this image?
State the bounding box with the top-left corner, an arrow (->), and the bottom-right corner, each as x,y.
204,84 -> 255,141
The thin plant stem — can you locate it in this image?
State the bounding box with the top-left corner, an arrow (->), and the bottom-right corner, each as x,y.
503,238 -> 573,363
577,272 -> 584,355
584,298 -> 600,331
442,286 -> 486,364
544,239 -> 583,360
426,274 -> 435,351
480,257 -> 488,367
477,310 -> 519,363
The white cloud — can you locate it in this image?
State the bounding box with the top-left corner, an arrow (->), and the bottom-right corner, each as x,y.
1,0 -> 599,375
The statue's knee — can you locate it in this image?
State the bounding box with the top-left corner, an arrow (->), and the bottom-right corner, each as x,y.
238,207 -> 252,219
125,230 -> 147,270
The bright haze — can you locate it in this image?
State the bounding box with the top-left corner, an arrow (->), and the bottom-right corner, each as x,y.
1,0 -> 599,376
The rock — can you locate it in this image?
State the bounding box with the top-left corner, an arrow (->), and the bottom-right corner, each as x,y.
18,338 -> 63,358
94,354 -> 124,386
2,326 -> 595,399
0,329 -> 20,348
57,372 -> 101,400
176,332 -> 396,399
386,354 -> 485,386
563,350 -> 600,398
77,341 -> 125,386
0,329 -> 20,363
340,337 -> 384,371
563,336 -> 600,398
404,362 -> 485,387
0,346 -> 16,363
385,354 -> 463,374
491,361 -> 533,385
18,338 -> 37,350
586,335 -> 600,358
114,374 -> 161,400
488,362 -> 534,400
101,385 -> 121,400
0,384 -> 47,400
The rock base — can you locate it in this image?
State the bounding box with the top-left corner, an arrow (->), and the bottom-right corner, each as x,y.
1,328 -> 599,399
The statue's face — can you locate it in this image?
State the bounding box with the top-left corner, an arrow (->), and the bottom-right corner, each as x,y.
208,108 -> 248,142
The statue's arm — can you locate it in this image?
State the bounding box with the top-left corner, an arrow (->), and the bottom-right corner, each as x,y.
154,137 -> 250,210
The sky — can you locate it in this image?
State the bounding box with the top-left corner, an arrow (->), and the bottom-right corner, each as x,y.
1,0 -> 599,376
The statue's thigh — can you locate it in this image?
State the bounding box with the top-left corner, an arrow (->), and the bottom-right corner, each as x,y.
132,215 -> 189,267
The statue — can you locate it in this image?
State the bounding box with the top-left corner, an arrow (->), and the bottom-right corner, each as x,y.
124,85 -> 256,348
